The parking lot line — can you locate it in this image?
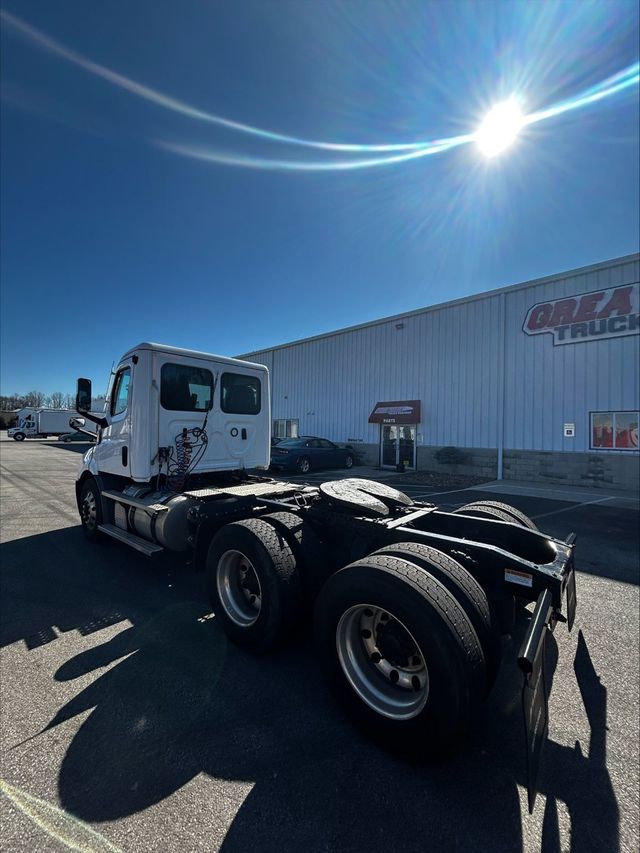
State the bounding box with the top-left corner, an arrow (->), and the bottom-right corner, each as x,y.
530,496 -> 615,521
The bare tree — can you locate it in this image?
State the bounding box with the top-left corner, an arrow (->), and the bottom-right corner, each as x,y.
50,391 -> 66,409
1,394 -> 24,410
23,390 -> 45,407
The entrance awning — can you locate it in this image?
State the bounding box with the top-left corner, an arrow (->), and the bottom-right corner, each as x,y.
368,400 -> 421,424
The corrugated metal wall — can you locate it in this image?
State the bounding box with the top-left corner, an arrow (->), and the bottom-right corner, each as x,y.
243,255 -> 639,453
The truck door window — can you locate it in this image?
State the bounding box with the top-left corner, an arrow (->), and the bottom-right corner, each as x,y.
111,368 -> 131,416
161,363 -> 213,412
221,373 -> 261,415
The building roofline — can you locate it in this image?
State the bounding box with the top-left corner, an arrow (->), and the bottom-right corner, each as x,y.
239,252 -> 640,358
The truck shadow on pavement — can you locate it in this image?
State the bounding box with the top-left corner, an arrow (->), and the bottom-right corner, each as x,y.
0,527 -> 620,853
45,441 -> 94,454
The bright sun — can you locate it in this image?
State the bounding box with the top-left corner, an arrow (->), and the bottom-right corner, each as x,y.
475,99 -> 525,157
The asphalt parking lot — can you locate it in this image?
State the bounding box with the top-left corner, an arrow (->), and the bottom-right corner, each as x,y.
1,435 -> 638,853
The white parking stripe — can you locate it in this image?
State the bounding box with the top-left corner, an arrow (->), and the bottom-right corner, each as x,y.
530,496 -> 615,520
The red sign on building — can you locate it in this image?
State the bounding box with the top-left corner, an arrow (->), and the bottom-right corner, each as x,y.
523,283 -> 639,345
368,400 -> 421,424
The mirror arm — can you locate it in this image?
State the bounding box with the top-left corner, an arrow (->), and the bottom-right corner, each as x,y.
76,410 -> 109,428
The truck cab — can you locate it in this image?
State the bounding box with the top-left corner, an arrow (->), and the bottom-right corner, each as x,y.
78,342 -> 270,483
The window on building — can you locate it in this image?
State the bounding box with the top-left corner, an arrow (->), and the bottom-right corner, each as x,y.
221,373 -> 261,415
111,368 -> 131,416
161,363 -> 213,412
273,419 -> 299,439
591,411 -> 639,450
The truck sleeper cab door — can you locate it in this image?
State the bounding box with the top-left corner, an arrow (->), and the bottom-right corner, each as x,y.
94,363 -> 132,477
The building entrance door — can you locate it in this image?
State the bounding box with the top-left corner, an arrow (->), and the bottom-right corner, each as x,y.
380,425 -> 416,469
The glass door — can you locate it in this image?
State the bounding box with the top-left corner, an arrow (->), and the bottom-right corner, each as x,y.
381,425 -> 398,467
398,426 -> 416,470
380,425 -> 416,469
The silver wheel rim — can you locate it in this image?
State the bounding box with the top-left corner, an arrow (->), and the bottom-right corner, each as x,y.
336,604 -> 429,720
346,456 -> 353,468
217,549 -> 262,627
299,458 -> 310,473
82,490 -> 97,531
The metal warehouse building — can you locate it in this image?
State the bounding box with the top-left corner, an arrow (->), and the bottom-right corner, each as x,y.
242,253 -> 639,492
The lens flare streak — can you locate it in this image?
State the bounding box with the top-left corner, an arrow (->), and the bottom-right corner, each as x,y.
1,10 -> 638,172
525,62 -> 640,125
156,137 -> 473,171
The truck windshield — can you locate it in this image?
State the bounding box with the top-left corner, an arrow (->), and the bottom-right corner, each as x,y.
161,363 -> 213,412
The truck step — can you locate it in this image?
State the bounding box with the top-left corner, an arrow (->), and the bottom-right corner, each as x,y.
97,524 -> 164,555
102,490 -> 168,513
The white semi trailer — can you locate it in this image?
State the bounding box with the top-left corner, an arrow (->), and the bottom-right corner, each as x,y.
72,341 -> 578,811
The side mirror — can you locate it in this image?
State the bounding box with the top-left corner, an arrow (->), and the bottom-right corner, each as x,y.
70,416 -> 86,429
76,378 -> 92,412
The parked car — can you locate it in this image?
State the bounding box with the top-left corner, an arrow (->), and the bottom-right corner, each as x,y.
58,431 -> 95,443
270,436 -> 354,474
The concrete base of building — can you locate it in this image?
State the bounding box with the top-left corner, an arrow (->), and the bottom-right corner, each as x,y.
348,442 -> 639,493
502,449 -> 639,492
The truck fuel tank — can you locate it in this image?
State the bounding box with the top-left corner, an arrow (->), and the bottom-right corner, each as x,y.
123,487 -> 196,552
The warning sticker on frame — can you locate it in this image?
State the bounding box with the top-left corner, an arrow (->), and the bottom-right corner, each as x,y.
505,569 -> 534,588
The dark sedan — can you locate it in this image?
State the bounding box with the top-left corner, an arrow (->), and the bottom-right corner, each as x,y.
57,431 -> 96,443
270,437 -> 354,475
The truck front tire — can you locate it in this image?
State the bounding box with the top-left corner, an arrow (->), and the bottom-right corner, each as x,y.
13,433 -> 25,442
79,478 -> 102,540
314,553 -> 486,759
206,518 -> 302,651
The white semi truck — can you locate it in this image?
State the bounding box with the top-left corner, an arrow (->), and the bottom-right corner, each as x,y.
73,341 -> 578,810
8,408 -> 97,441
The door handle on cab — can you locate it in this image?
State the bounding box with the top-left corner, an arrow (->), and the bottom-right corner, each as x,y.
122,446 -> 128,466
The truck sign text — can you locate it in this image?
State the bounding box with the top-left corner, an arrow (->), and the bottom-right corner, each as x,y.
523,283 -> 639,345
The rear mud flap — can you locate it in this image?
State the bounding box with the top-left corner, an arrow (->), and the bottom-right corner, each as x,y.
518,589 -> 552,814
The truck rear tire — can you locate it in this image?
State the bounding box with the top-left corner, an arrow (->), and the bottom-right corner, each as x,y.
79,478 -> 103,541
261,511 -> 328,598
453,501 -> 539,531
373,542 -> 501,692
206,518 -> 302,651
314,553 -> 486,759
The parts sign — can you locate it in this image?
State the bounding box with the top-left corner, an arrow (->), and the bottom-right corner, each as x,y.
523,283 -> 639,345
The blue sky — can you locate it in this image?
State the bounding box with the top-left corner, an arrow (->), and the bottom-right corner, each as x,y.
1,0 -> 638,396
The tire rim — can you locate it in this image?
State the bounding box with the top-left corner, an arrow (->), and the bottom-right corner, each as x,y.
336,604 -> 429,720
299,458 -> 310,474
82,490 -> 97,531
217,549 -> 262,627
345,456 -> 353,468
